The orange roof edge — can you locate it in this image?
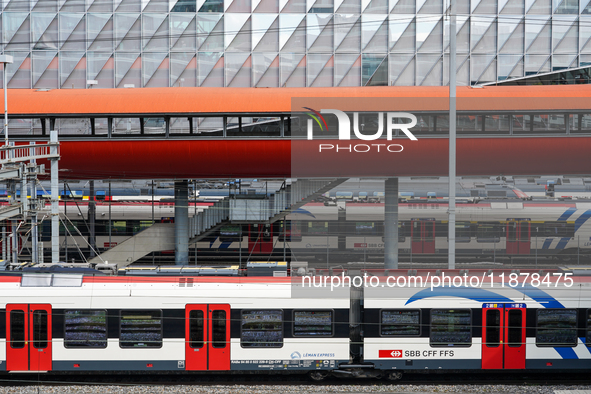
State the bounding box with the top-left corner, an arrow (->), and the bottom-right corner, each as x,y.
2,85 -> 591,115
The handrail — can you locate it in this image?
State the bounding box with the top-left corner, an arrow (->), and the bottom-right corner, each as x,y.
0,143 -> 59,164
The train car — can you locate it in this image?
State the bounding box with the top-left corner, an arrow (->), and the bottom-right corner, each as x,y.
362,268 -> 591,379
0,271 -> 350,375
0,268 -> 589,379
6,198 -> 591,264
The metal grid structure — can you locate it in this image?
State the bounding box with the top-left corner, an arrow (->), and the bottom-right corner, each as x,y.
0,0 -> 589,88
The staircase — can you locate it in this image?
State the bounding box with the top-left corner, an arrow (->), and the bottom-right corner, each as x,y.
90,178 -> 348,268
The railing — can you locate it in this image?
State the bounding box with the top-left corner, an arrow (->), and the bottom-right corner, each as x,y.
0,143 -> 59,164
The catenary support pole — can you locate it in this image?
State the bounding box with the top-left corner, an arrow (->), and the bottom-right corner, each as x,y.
30,142 -> 38,264
89,180 -> 96,257
448,0 -> 457,270
174,180 -> 189,265
50,130 -> 59,264
384,178 -> 399,269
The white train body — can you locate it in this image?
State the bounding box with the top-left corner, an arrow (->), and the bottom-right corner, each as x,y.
0,269 -> 590,375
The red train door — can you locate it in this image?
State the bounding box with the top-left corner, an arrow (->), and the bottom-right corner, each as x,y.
6,304 -> 52,372
185,304 -> 230,371
506,221 -> 530,255
248,224 -> 273,254
482,303 -> 526,370
411,220 -> 435,254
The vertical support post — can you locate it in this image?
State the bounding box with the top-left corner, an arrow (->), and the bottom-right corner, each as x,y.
3,57 -> 9,147
64,181 -> 67,263
175,180 -> 189,265
89,180 -> 96,257
10,179 -> 17,266
50,129 -> 59,264
448,0 -> 457,270
384,178 -> 399,269
109,181 -> 112,247
1,226 -> 6,264
30,142 -> 38,264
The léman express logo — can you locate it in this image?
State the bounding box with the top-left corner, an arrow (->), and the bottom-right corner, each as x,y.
304,108 -> 418,153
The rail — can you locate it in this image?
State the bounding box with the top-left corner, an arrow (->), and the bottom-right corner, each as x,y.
0,143 -> 59,164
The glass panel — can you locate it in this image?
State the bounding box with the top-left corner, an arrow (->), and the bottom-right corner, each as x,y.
507,222 -> 517,241
120,310 -> 162,348
519,222 -> 529,241
507,309 -> 522,347
170,117 -> 191,134
571,114 -> 591,133
241,310 -> 283,347
57,118 -> 91,135
294,311 -> 333,336
114,118 -> 142,134
189,310 -> 204,348
64,310 -> 107,348
430,309 -> 471,346
196,117 -> 224,136
536,309 -> 577,346
87,14 -> 113,51
485,309 -> 500,347
477,223 -> 500,242
483,114 -> 510,134
94,118 -> 109,135
381,310 -> 420,336
143,14 -> 168,52
33,310 -> 48,349
212,310 -> 226,348
10,310 -> 25,349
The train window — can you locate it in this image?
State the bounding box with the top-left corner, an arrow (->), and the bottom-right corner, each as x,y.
64,310 -> 107,348
456,222 -> 471,243
241,310 -> 283,348
110,221 -> 128,236
380,310 -> 420,336
430,309 -> 471,347
307,222 -> 329,235
543,223 -> 575,238
586,310 -> 591,346
219,225 -> 241,242
536,309 -> 577,347
293,310 -> 333,337
485,310 -> 500,347
120,310 -> 162,348
132,221 -> 152,235
211,310 -> 227,349
9,310 -> 25,349
32,310 -> 48,349
477,223 -> 500,243
356,222 -> 375,235
507,310 -> 522,347
189,310 -> 204,348
507,222 -> 517,242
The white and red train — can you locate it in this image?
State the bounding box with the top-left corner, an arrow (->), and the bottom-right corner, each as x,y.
5,198 -> 591,263
0,268 -> 590,379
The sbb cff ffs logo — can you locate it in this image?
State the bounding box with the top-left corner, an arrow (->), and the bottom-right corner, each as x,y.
379,350 -> 403,358
305,108 -> 418,153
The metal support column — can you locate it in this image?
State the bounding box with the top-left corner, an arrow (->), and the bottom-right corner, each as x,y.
10,179 -> 17,266
50,130 -> 59,264
384,178 -> 399,269
89,180 -> 96,257
448,0 -> 457,270
30,142 -> 38,264
174,180 -> 189,265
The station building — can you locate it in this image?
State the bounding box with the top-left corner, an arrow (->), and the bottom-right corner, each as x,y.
0,0 -> 589,89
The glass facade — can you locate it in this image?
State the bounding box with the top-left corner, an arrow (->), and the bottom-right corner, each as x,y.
0,0 -> 587,88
